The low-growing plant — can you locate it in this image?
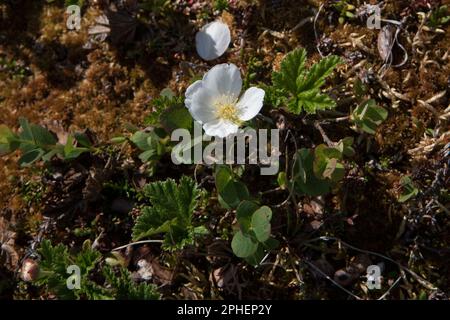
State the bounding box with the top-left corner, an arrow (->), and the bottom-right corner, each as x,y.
34,239 -> 160,300
398,176 -> 419,203
428,5 -> 450,29
214,165 -> 278,265
331,0 -> 357,24
351,99 -> 388,134
0,118 -> 94,167
290,137 -> 355,197
215,165 -> 250,210
132,176 -> 207,251
271,48 -> 342,114
231,201 -> 278,266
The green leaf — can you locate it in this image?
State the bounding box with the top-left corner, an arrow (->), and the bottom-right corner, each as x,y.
352,99 -> 388,134
297,90 -> 336,114
251,206 -> 272,242
138,149 -> 157,162
219,180 -> 250,209
277,172 -> 287,189
132,176 -> 200,250
336,137 -> 355,157
160,106 -> 193,132
272,48 -> 342,114
110,136 -> 127,144
130,130 -> 164,162
30,124 -> 57,146
0,124 -> 19,155
131,131 -> 152,150
35,240 -> 158,300
38,239 -> 70,276
231,230 -> 258,258
244,244 -> 265,266
297,55 -> 342,93
236,200 -> 259,232
215,165 -> 233,191
18,148 -> 44,167
18,117 -> 33,141
398,176 -> 419,203
273,48 -> 307,95
262,237 -> 280,250
73,132 -> 92,148
42,148 -> 60,162
64,135 -> 89,160
103,266 -> 160,300
18,117 -> 57,151
215,165 -> 250,209
292,149 -> 332,196
313,144 -> 343,180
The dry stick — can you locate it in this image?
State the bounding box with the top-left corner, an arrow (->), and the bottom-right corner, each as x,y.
112,239 -> 164,251
287,241 -> 405,300
303,260 -> 363,300
314,122 -> 335,147
291,16 -> 314,33
318,116 -> 351,124
313,3 -> 325,58
285,244 -> 304,287
378,276 -> 403,300
304,236 -> 438,291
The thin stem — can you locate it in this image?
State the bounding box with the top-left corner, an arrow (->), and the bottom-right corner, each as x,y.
111,239 -> 164,251
314,122 -> 335,147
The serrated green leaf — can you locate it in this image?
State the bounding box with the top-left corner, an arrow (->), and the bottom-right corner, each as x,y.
132,176 -> 200,250
103,265 -> 160,300
298,55 -> 342,92
298,90 -> 336,114
160,105 -> 193,132
272,48 -> 341,114
273,48 -> 307,95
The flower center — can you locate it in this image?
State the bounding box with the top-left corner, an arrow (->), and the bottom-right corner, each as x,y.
215,95 -> 241,124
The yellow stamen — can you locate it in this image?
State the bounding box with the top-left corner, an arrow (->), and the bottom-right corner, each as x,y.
214,95 -> 242,125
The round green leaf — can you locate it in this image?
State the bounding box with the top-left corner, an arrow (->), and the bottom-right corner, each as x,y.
251,206 -> 272,242
231,231 -> 258,258
236,201 -> 259,232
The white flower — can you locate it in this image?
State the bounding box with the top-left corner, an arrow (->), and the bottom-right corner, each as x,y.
185,63 -> 265,138
195,20 -> 231,61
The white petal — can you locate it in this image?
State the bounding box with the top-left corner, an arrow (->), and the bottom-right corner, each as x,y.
185,80 -> 203,110
203,119 -> 239,138
195,21 -> 231,61
236,87 -> 265,121
185,83 -> 218,124
202,63 -> 242,99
